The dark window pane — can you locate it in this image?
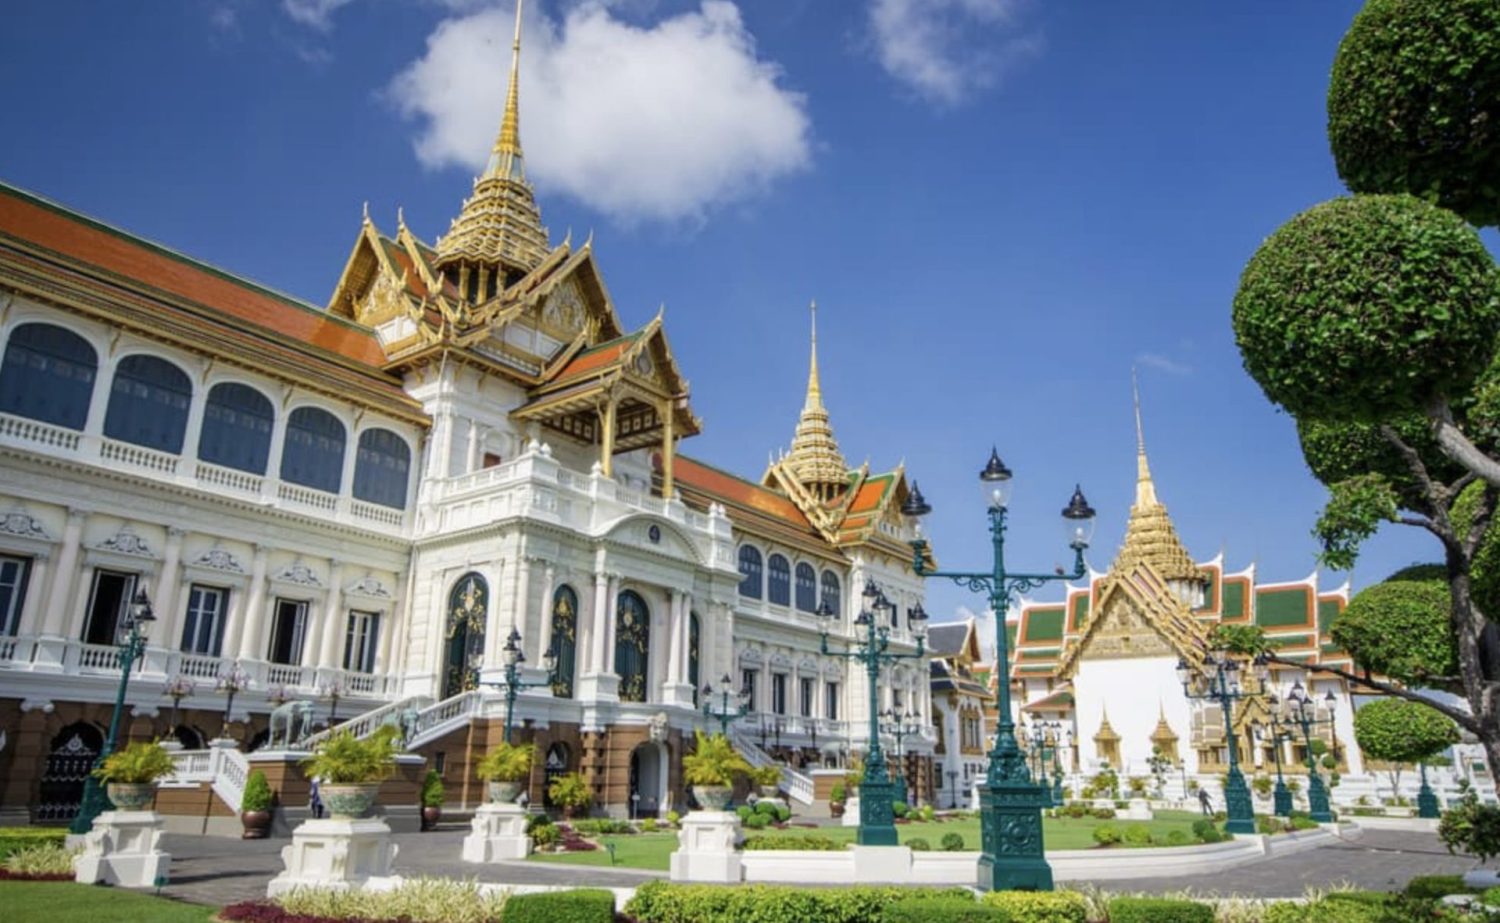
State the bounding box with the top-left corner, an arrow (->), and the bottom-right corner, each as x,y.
550,585 -> 578,699
0,555 -> 32,636
738,546 -> 762,599
103,355 -> 192,452
280,406 -> 345,493
0,323 -> 97,430
352,428 -> 411,509
198,382 -> 274,474
795,563 -> 817,612
615,590 -> 650,703
768,555 -> 790,606
820,571 -> 841,616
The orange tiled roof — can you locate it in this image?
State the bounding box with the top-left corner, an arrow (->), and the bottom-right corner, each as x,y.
675,455 -> 811,527
548,335 -> 637,385
848,476 -> 892,514
0,183 -> 389,369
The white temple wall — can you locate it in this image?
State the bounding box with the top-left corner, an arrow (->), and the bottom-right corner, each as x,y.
1072,654 -> 1190,776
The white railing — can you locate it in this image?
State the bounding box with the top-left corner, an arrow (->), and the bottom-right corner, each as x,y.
101,438 -> 179,474
279,482 -> 338,512
0,638 -> 18,662
176,652 -> 224,680
166,745 -> 250,813
350,500 -> 405,528
266,663 -> 311,687
730,726 -> 815,806
447,461 -> 523,498
196,461 -> 263,495
0,412 -> 82,451
407,689 -> 483,749
298,694 -> 431,750
77,643 -> 122,671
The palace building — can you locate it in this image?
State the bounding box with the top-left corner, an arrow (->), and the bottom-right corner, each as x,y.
0,8 -> 934,826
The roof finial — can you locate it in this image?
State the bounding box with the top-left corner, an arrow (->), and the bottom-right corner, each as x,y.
807,300 -> 822,405
779,299 -> 847,495
1133,366 -> 1156,505
487,0 -> 526,181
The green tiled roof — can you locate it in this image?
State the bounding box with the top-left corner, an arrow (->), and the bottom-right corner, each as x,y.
1257,587 -> 1311,628
1069,594 -> 1090,631
1025,607 -> 1065,642
1317,598 -> 1341,635
1222,579 -> 1246,619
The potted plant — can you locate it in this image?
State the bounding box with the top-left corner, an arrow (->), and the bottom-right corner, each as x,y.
475,742 -> 535,803
300,726 -> 399,819
829,781 -> 847,818
420,770 -> 444,830
546,771 -> 593,819
751,764 -> 782,799
92,740 -> 175,810
681,731 -> 751,811
240,769 -> 275,839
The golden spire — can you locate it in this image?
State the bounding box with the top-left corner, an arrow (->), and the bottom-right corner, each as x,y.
1113,371 -> 1203,584
435,0 -> 549,283
783,300 -> 849,499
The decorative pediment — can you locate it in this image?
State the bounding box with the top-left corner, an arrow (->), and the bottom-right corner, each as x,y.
344,573 -> 392,599
190,546 -> 245,573
1056,561 -> 1209,680
96,527 -> 152,558
273,560 -> 324,588
0,510 -> 47,541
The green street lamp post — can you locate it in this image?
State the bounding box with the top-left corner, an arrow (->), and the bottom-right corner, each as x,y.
702,674 -> 750,736
904,449 -> 1097,892
880,709 -> 922,805
1023,720 -> 1059,808
1281,681 -> 1336,823
1250,716 -> 1294,817
817,584 -> 929,846
1050,724 -> 1068,805
483,627 -> 558,744
1176,651 -> 1257,835
70,587 -> 156,835
1416,762 -> 1440,819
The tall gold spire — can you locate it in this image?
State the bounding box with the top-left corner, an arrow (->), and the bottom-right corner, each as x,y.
435,0 -> 549,285
1113,371 -> 1202,583
784,301 -> 849,500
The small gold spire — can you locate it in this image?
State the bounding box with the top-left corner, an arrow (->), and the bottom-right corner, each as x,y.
488,0 -> 526,182
783,300 -> 848,499
1114,373 -> 1202,584
1133,366 -> 1156,506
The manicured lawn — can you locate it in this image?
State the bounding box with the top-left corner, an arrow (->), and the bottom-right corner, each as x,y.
529,810 -> 1211,871
0,880 -> 218,922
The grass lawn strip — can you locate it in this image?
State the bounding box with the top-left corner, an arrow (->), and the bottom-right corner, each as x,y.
0,880 -> 217,922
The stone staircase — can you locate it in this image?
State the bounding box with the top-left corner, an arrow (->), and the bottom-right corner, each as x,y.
730,725 -> 814,806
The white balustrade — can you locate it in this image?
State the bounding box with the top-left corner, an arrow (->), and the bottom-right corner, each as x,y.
407,689 -> 482,749
298,694 -> 431,750
278,482 -> 338,512
0,638 -> 18,663
101,439 -> 179,474
196,461 -> 263,495
77,643 -> 123,671
350,500 -> 405,528
0,412 -> 82,451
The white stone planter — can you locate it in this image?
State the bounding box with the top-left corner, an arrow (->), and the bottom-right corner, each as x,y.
462,802 -> 531,862
669,810 -> 742,883
74,810 -> 171,888
267,817 -> 400,897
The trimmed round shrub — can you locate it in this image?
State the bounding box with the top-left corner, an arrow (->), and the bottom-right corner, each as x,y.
1090,807 -> 1115,820
1405,874 -> 1474,901
1122,823 -> 1153,847
892,800 -> 908,816
1107,896 -> 1213,923
502,888 -> 615,923
735,805 -> 753,821
940,832 -> 966,851
1092,824 -> 1122,847
755,800 -> 780,817
1328,0 -> 1500,227
1164,829 -> 1190,846
981,890 -> 1088,923
906,837 -> 931,851
1296,416 -> 1464,510
1190,819 -> 1223,844
1232,195 -> 1500,422
1332,566 -> 1459,685
742,812 -> 772,830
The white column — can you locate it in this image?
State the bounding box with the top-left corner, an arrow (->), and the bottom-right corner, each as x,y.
665,590 -> 683,686
318,562 -> 346,669
337,426 -> 360,501
376,572 -> 405,674
40,508 -> 86,636
537,563 -> 557,662
81,356 -> 116,439
16,553 -> 48,635
153,528 -> 186,650
178,380 -> 210,470
603,575 -> 621,675
588,571 -> 608,675
236,546 -> 270,661
513,556 -> 533,654
261,403 -> 289,502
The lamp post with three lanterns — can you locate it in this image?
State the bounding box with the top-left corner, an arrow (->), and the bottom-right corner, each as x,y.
903,447 -> 1097,892
482,627 -> 558,743
1278,680 -> 1337,823
1176,649 -> 1263,835
880,708 -> 923,805
702,674 -> 750,736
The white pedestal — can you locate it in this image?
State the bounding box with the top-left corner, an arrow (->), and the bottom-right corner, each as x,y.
661,682 -> 696,708
462,803 -> 532,862
1122,798 -> 1153,820
267,817 -> 400,897
73,811 -> 171,888
669,810 -> 742,883
851,845 -> 913,883
842,795 -> 861,827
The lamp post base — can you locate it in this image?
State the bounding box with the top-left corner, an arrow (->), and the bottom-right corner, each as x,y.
1273,783 -> 1292,818
857,776 -> 899,846
977,780 -> 1052,892
1222,768 -> 1256,835
1307,775 -> 1334,824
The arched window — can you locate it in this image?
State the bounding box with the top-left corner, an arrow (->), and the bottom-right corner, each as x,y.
444,572 -> 487,699
821,571 -> 841,616
615,590 -> 650,703
352,428 -> 411,509
103,354 -> 191,452
767,554 -> 791,606
549,585 -> 578,699
795,563 -> 817,612
198,382 -> 274,474
737,546 -> 763,599
0,323 -> 96,430
280,406 -> 345,494
688,611 -> 701,706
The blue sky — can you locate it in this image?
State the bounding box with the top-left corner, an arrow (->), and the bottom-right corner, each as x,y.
3,0 -> 1486,625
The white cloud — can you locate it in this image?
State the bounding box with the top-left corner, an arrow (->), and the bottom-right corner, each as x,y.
868,0 -> 1040,105
281,0 -> 359,30
389,1 -> 812,224
1135,352 -> 1194,376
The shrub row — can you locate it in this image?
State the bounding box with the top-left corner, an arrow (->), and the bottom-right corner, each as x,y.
222,887 -> 611,923
501,889 -> 614,923
0,828 -> 66,860
1106,897 -> 1212,923
741,834 -> 844,851
624,882 -> 976,923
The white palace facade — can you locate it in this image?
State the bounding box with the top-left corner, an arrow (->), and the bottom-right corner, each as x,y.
0,27 -> 935,824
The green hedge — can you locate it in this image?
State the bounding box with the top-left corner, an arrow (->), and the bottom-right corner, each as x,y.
1263,898 -> 1386,923
741,834 -> 843,851
624,882 -> 974,923
0,829 -> 66,860
501,888 -> 615,923
1404,874 -> 1474,901
882,899 -> 1008,923
1106,897 -> 1212,923
979,891 -> 1087,923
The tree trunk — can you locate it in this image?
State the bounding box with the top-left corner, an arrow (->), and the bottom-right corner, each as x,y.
1443,567 -> 1500,791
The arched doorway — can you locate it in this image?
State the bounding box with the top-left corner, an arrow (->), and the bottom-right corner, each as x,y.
444,572 -> 488,699
37,721 -> 104,824
628,741 -> 668,818
173,725 -> 207,750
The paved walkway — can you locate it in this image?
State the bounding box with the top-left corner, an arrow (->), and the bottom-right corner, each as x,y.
156,825 -> 1481,907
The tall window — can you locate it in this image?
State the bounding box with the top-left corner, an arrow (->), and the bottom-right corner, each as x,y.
268,599 -> 309,665
615,590 -> 650,703
767,555 -> 790,606
343,610 -> 381,673
820,571 -> 841,616
824,681 -> 840,721
0,555 -> 31,636
550,585 -> 578,698
688,612 -> 701,706
280,407 -> 345,494
772,673 -> 788,714
742,668 -> 759,712
352,428 -> 411,509
0,323 -> 96,429
83,570 -> 137,646
180,585 -> 228,656
198,382 -> 274,474
795,563 -> 817,612
104,355 -> 192,452
737,546 -> 762,599
799,677 -> 814,718
445,573 -> 487,698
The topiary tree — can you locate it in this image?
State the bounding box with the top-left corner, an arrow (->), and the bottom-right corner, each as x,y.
1353,698 -> 1459,792
1330,566 -> 1460,690
1328,0 -> 1500,228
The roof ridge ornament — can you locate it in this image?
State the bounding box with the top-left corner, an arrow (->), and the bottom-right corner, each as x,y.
779,299 -> 849,500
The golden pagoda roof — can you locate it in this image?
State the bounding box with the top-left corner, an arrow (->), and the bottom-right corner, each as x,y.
1151,703 -> 1179,742
1112,374 -> 1206,584
434,0 -> 550,276
1093,708 -> 1121,742
782,301 -> 848,488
